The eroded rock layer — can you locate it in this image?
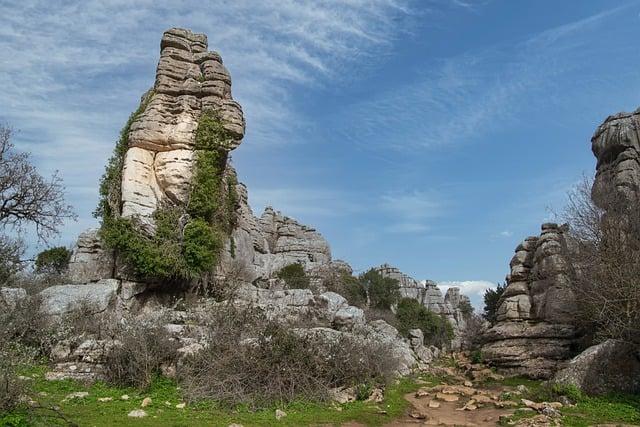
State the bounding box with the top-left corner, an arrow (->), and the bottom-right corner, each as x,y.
121,28 -> 245,222
375,264 -> 471,349
482,223 -> 578,379
591,108 -> 640,205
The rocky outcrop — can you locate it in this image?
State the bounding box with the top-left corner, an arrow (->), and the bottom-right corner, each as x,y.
67,229 -> 114,284
375,264 -> 471,349
591,108 -> 640,205
221,188 -> 332,282
553,339 -> 640,395
39,279 -> 120,316
73,28 -> 332,285
482,223 -> 579,379
120,28 -> 244,223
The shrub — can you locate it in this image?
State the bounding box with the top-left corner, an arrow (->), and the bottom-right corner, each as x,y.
34,246 -> 71,275
461,312 -> 486,350
562,177 -> 640,345
483,282 -> 506,324
276,263 -> 310,289
179,305 -> 397,408
395,297 -> 453,347
0,295 -> 58,358
98,107 -> 238,284
0,340 -> 24,413
359,269 -> 400,310
103,318 -> 178,390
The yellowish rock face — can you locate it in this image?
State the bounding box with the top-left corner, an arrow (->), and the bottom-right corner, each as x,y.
120,28 -> 245,223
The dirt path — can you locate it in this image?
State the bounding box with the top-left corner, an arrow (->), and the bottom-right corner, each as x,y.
385,390 -> 515,426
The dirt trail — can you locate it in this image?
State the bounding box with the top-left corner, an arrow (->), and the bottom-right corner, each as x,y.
385,390 -> 515,426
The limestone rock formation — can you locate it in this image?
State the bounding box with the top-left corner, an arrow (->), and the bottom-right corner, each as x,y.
120,28 -> 244,223
591,108 -> 640,205
481,223 -> 579,379
375,264 -> 471,349
67,229 -> 114,284
222,189 -> 332,282
553,339 -> 640,395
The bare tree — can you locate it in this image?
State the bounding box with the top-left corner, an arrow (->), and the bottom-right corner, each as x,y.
0,125 -> 76,241
562,176 -> 640,345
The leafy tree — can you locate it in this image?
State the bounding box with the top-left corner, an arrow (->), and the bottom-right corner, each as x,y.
395,297 -> 453,347
359,269 -> 400,310
277,263 -> 310,289
34,246 -> 71,275
483,282 -> 506,323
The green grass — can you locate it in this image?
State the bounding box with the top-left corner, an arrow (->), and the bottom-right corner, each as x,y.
561,394 -> 640,426
491,376 -> 640,427
0,366 -> 436,427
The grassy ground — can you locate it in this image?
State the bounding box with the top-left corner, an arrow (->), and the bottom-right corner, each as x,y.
491,376 -> 640,427
0,366 -> 441,427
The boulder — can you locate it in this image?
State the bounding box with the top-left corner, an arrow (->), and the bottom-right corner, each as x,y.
554,339 -> 640,395
39,279 -> 120,315
67,229 -> 114,283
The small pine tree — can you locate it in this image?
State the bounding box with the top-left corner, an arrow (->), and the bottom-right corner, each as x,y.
483,282 -> 506,323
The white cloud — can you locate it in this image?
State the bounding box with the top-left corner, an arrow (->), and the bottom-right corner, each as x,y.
438,279 -> 498,310
499,230 -> 513,237
333,3 -> 637,152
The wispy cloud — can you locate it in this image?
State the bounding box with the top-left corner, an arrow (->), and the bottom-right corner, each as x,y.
380,190 -> 443,233
249,187 -> 361,220
0,0 -> 414,246
333,3 -> 638,152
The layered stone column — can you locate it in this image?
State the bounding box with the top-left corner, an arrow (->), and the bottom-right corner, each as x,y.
121,28 -> 245,223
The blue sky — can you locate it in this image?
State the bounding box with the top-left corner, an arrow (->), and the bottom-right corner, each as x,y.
2,0 -> 640,307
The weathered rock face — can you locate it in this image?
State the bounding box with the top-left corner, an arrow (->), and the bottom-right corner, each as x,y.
39,279 -> 120,316
120,28 -> 244,223
482,223 -> 579,379
375,264 -> 471,349
73,28 -> 331,285
219,182 -> 332,282
591,108 -> 640,205
553,339 -> 640,395
67,229 -> 115,284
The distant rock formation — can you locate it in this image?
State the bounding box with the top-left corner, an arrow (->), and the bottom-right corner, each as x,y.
375,264 -> 471,349
481,223 -> 579,379
591,108 -> 640,205
222,183 -> 331,282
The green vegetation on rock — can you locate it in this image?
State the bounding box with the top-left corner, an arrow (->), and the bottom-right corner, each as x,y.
276,263 -> 310,289
96,106 -> 239,283
359,269 -> 400,310
395,297 -> 454,346
34,246 -> 71,275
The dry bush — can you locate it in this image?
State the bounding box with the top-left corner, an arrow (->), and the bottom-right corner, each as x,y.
103,317 -> 178,390
562,177 -> 640,345
0,295 -> 60,358
460,313 -> 487,351
0,338 -> 25,412
179,304 -> 397,408
364,307 -> 398,327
